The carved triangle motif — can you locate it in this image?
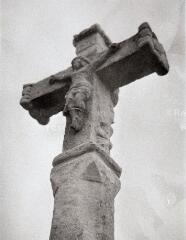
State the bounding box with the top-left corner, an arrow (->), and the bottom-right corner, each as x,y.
82,162 -> 102,183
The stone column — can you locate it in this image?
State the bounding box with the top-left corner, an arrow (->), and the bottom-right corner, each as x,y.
50,143 -> 121,240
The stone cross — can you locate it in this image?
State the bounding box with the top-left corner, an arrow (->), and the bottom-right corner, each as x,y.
20,23 -> 169,240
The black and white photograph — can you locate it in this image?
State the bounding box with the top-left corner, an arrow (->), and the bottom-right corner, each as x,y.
1,0 -> 185,239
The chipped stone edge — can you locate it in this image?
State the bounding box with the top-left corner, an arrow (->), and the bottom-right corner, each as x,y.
53,141 -> 122,178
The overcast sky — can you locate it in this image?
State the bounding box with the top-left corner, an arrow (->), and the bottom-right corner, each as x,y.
1,1 -> 185,240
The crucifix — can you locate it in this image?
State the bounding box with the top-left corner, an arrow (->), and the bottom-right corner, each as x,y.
20,23 -> 169,240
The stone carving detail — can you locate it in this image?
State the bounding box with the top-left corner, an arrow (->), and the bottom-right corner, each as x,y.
63,79 -> 92,131
21,84 -> 34,109
62,46 -> 119,133
20,75 -> 71,125
82,161 -> 102,183
63,57 -> 92,132
73,24 -> 112,48
96,122 -> 113,151
71,56 -> 90,70
21,84 -> 50,124
136,22 -> 169,75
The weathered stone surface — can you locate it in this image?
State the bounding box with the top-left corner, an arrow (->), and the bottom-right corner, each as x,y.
50,150 -> 121,240
82,161 -> 102,183
97,22 -> 169,89
53,142 -> 122,177
20,72 -> 71,125
73,24 -> 111,59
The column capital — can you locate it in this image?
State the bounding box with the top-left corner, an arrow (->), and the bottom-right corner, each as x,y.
53,141 -> 122,178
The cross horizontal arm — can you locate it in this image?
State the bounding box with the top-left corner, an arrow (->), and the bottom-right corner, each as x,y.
96,22 -> 169,89
20,67 -> 72,124
20,22 -> 169,125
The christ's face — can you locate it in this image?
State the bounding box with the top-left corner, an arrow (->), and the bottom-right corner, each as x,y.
72,58 -> 88,70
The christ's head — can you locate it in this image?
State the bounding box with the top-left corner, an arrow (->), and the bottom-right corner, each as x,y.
71,56 -> 90,71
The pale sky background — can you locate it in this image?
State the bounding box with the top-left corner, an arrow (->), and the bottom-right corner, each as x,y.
1,0 -> 185,239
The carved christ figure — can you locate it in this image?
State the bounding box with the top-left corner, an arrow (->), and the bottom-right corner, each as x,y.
63,61 -> 92,131
49,44 -> 120,132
